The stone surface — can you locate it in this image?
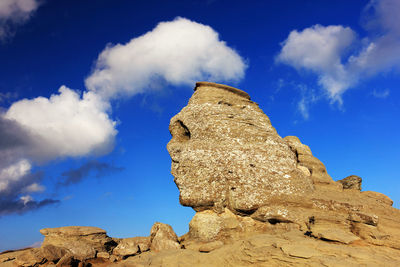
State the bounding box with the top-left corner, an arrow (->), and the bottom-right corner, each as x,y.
13,248 -> 45,267
149,223 -> 180,252
198,241 -> 224,252
40,226 -> 116,261
339,175 -> 362,190
113,236 -> 150,257
167,82 -> 314,213
113,232 -> 400,266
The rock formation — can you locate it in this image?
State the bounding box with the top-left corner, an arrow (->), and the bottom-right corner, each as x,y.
1,82 -> 400,266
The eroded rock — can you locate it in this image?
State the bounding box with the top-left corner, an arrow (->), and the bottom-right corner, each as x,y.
40,226 -> 116,261
167,82 -> 314,213
113,236 -> 150,258
150,223 -> 180,252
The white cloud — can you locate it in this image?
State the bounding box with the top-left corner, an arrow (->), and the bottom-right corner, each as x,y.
85,17 -> 247,100
0,86 -> 116,206
277,0 -> 400,108
0,0 -> 40,40
5,86 -> 117,161
276,25 -> 357,102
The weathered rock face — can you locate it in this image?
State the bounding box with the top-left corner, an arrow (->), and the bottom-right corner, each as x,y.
149,222 -> 181,252
40,226 -> 117,261
167,82 -> 314,213
164,82 -> 400,265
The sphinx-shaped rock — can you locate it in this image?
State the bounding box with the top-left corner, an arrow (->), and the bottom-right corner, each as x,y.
167,82 -> 314,213
168,82 -> 400,252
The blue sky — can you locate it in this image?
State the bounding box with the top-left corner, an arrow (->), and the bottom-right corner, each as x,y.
0,0 -> 399,251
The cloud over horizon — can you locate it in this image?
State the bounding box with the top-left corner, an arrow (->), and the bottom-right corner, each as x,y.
276,0 -> 400,117
0,0 -> 40,40
85,17 -> 247,100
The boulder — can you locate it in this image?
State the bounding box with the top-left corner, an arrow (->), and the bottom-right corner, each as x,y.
150,223 -> 180,252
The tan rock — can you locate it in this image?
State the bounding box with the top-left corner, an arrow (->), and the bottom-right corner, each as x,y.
115,231 -> 400,266
40,226 -> 116,261
150,223 -> 180,252
56,253 -> 77,267
167,82 -> 314,213
113,236 -> 150,257
284,136 -> 339,189
14,248 -> 45,267
97,251 -> 110,259
188,210 -> 223,242
361,191 -> 394,206
198,241 -> 224,252
40,244 -> 68,262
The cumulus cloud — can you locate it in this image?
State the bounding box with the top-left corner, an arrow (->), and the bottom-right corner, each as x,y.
0,0 -> 40,40
1,17 -> 246,215
85,17 -> 247,100
277,0 -> 400,115
0,87 -> 116,214
59,160 -> 124,187
4,86 -> 117,161
277,25 -> 357,102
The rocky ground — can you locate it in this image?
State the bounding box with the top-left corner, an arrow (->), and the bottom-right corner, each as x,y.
1,82 -> 400,266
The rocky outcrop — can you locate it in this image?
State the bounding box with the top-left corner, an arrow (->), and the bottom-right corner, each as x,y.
164,82 -> 400,265
0,223 -> 179,266
167,82 -> 314,213
40,226 -> 117,261
2,82 -> 400,266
